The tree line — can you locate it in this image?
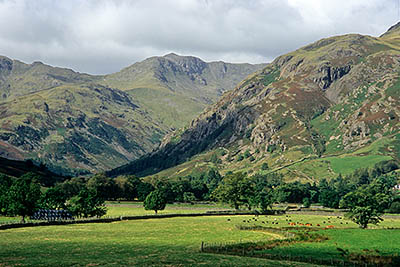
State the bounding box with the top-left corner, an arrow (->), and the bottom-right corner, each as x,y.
0,159 -> 399,228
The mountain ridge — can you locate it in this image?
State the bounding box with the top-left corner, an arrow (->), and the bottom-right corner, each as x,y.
0,54 -> 265,175
109,23 -> 400,181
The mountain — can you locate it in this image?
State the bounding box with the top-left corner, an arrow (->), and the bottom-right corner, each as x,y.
109,23 -> 400,181
0,54 -> 264,175
101,53 -> 265,130
0,157 -> 66,186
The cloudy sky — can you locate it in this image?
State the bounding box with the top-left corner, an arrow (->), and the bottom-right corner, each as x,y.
0,0 -> 398,74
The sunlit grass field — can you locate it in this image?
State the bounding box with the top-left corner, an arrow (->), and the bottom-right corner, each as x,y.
104,201 -> 232,217
1,203 -> 400,266
0,216 -> 315,266
0,202 -> 232,224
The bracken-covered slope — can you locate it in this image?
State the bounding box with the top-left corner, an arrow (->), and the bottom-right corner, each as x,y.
110,23 -> 400,180
0,54 -> 263,175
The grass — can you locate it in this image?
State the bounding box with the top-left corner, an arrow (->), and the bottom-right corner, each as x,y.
259,229 -> 400,262
0,202 -> 234,224
386,74 -> 400,97
213,213 -> 400,265
319,154 -> 392,175
0,215 -> 313,266
104,201 -> 233,217
1,208 -> 400,266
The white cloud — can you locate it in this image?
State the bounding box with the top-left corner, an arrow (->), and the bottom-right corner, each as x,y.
0,0 -> 397,74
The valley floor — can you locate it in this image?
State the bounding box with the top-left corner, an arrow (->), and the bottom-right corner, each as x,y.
1,203 -> 400,266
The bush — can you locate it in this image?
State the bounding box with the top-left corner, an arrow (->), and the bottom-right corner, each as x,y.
261,162 -> 269,170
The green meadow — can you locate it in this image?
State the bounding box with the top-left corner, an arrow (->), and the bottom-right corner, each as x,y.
104,201 -> 232,217
1,215 -> 317,266
1,207 -> 400,266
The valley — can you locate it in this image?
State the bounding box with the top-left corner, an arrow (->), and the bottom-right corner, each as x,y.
0,12 -> 400,267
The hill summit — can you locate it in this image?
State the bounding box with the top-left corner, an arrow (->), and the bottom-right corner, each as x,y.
110,22 -> 400,181
0,54 -> 264,175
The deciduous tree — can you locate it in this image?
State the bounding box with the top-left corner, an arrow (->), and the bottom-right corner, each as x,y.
143,190 -> 166,214
340,178 -> 393,228
6,173 -> 42,222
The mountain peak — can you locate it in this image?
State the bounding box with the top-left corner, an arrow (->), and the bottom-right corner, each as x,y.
163,52 -> 180,58
380,21 -> 400,37
162,52 -> 203,63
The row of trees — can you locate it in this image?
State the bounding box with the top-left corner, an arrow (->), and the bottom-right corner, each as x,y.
211,160 -> 399,228
0,173 -> 107,222
1,159 -> 398,227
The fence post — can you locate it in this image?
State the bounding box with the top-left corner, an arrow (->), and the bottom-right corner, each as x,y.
201,241 -> 204,252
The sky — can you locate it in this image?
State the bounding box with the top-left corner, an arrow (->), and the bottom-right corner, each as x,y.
0,0 -> 398,74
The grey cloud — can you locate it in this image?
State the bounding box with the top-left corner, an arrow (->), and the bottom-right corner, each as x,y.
0,0 -> 397,74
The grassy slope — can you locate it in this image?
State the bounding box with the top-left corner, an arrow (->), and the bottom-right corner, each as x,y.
141,133 -> 395,182
113,29 -> 400,182
127,87 -> 205,130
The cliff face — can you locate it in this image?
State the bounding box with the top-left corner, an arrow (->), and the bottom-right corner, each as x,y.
111,24 -> 400,178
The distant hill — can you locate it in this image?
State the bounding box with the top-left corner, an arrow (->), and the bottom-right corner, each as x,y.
0,157 -> 66,186
110,23 -> 400,182
0,54 -> 264,175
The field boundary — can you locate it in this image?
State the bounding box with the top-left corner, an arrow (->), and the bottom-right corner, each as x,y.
0,211 -> 277,230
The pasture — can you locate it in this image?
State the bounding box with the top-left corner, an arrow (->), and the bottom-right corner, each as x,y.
0,202 -> 232,224
1,204 -> 400,266
0,215 -> 314,266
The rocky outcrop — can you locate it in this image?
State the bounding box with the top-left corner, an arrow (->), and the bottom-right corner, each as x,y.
314,64 -> 351,90
109,24 -> 400,177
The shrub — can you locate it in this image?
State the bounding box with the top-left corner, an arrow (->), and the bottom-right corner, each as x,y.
261,162 -> 269,170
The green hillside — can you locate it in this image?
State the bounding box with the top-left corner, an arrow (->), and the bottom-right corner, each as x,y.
110,23 -> 400,182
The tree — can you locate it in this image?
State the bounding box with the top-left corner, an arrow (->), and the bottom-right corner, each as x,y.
183,192 -> 197,203
212,172 -> 254,210
273,182 -> 310,204
302,197 -> 311,208
137,182 -> 154,201
6,173 -> 42,222
115,175 -> 145,200
87,173 -> 120,200
340,178 -> 392,228
67,188 -> 107,218
257,189 -> 274,213
57,177 -> 86,199
40,186 -> 68,210
0,174 -> 13,215
143,190 -> 166,214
